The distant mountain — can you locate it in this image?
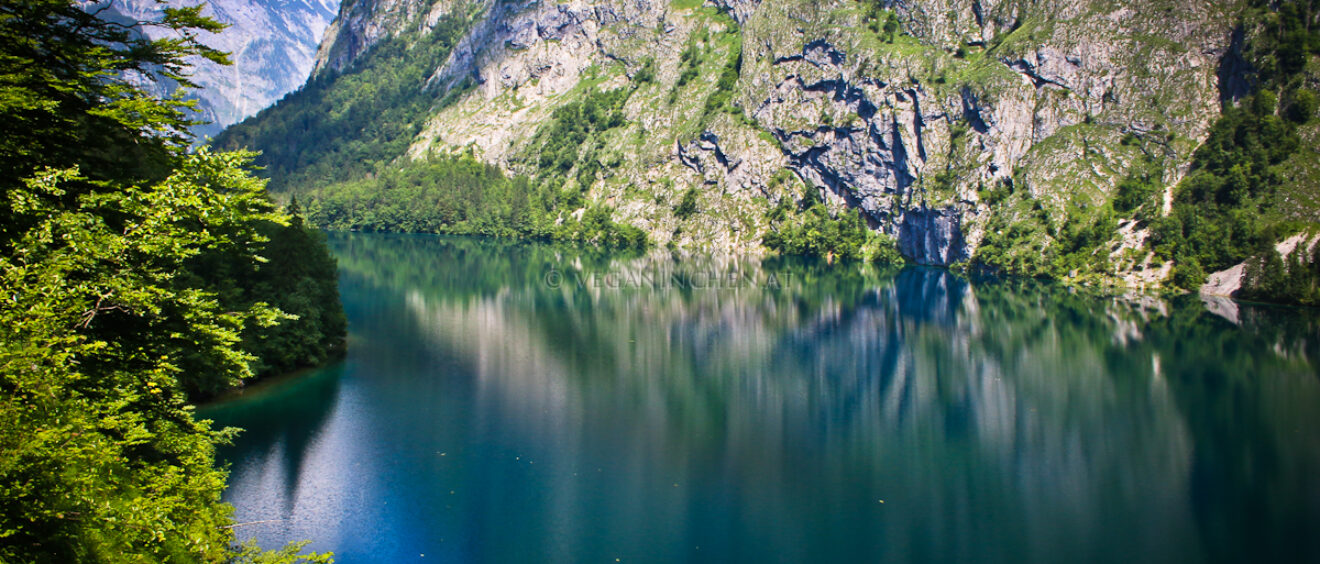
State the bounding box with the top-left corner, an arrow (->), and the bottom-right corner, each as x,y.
100,0 -> 339,140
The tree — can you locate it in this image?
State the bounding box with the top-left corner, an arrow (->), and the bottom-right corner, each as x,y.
0,155 -> 283,561
0,1 -> 337,560
0,0 -> 229,240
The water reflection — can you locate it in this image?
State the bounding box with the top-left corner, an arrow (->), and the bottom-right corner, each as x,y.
208,233 -> 1320,563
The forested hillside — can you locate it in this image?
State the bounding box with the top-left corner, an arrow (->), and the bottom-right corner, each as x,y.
0,1 -> 342,559
1160,0 -> 1320,304
216,7 -> 650,250
975,0 -> 1320,301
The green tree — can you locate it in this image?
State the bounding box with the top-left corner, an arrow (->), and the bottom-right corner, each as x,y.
762,186 -> 901,264
244,200 -> 348,376
0,1 -> 338,560
0,0 -> 229,242
0,155 -> 332,561
1158,0 -> 1316,291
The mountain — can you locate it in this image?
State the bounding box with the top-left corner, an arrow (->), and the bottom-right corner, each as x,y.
214,0 -> 1320,301
100,0 -> 339,139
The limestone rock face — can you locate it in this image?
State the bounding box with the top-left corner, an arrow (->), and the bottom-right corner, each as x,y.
736,0 -> 1237,267
103,0 -> 338,139
276,0 -> 1246,269
899,207 -> 965,266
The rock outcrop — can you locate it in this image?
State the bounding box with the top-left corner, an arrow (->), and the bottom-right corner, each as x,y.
1201,232 -> 1320,298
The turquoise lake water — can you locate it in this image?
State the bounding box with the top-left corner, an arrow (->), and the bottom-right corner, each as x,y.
204,232 -> 1320,563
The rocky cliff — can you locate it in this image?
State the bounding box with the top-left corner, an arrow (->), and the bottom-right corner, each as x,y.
220,0 -> 1320,289
101,0 -> 338,139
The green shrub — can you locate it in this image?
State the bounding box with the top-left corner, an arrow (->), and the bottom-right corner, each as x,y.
635,57 -> 657,84
557,205 -> 650,250
674,186 -> 700,219
1113,166 -> 1161,215
1286,89 -> 1317,123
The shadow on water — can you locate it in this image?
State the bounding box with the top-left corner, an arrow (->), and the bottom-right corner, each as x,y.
211,232 -> 1320,563
202,362 -> 343,513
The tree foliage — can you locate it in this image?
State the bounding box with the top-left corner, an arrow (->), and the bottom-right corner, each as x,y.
1241,239 -> 1320,305
972,193 -> 1118,281
861,1 -> 901,43
3,157 -> 267,561
0,0 -> 229,242
305,153 -> 648,251
0,1 -> 340,560
762,183 -> 903,264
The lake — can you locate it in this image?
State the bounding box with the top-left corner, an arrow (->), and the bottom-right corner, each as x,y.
204,232 -> 1320,563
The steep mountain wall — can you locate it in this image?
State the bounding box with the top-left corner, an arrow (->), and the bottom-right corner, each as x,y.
102,0 -> 338,138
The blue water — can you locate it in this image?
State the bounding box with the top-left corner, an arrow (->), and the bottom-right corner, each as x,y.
204,233 -> 1320,563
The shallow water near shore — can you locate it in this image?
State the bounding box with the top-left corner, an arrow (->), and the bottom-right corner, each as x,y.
204,232 -> 1320,563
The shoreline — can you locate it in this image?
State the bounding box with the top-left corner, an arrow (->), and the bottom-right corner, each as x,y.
196,346 -> 348,410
